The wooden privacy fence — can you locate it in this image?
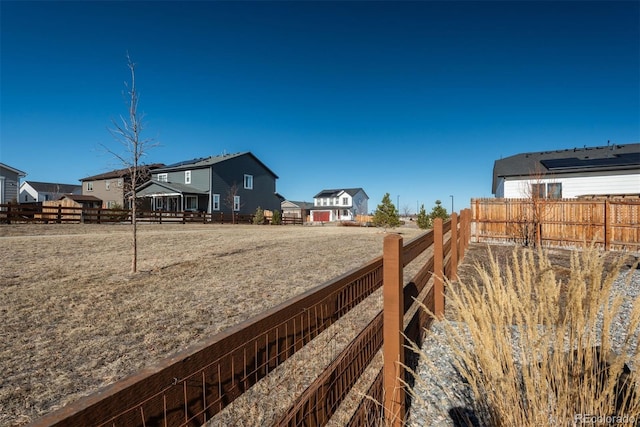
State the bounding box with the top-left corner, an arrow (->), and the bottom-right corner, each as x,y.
0,204 -> 303,225
29,210 -> 471,427
472,198 -> 640,251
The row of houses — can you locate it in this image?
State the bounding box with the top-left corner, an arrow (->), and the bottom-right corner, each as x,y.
2,143 -> 639,222
0,152 -> 370,222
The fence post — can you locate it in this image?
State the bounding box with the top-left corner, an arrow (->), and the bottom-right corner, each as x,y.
474,199 -> 479,243
433,218 -> 444,319
604,200 -> 610,251
57,205 -> 62,224
383,233 -> 405,427
6,204 -> 11,225
450,213 -> 458,281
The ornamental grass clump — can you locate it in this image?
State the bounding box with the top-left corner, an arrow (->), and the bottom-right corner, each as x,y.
413,245 -> 639,426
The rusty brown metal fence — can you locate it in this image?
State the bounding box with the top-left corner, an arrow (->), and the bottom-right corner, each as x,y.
28,209 -> 472,427
472,198 -> 640,250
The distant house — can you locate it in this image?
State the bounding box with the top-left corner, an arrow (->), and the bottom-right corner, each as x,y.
19,181 -> 81,203
492,143 -> 640,199
281,200 -> 314,222
0,163 -> 26,204
136,152 -> 281,214
80,164 -> 165,209
310,188 -> 369,222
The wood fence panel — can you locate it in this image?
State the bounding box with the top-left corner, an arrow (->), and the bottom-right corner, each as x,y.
473,198 -> 640,250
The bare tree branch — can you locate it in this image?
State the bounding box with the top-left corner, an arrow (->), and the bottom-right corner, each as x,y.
102,53 -> 158,273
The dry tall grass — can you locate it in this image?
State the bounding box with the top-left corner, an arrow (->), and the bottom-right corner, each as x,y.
409,245 -> 639,426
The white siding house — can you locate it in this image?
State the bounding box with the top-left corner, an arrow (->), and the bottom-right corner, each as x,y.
310,188 -> 369,222
493,143 -> 640,199
0,163 -> 26,204
19,181 -> 81,203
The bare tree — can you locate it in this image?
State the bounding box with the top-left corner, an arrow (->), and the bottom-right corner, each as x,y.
103,53 -> 157,273
401,204 -> 412,218
515,165 -> 557,247
224,182 -> 243,224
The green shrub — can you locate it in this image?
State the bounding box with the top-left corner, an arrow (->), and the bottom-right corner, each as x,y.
372,193 -> 400,230
271,209 -> 282,225
252,206 -> 265,225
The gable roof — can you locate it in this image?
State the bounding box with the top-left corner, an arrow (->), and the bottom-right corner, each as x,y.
283,200 -> 314,209
492,143 -> 640,194
59,194 -> 102,202
0,162 -> 27,177
313,188 -> 368,199
135,180 -> 209,196
155,152 -> 279,179
80,164 -> 165,181
23,181 -> 81,194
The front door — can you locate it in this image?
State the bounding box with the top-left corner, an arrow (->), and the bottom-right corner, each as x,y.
168,197 -> 179,212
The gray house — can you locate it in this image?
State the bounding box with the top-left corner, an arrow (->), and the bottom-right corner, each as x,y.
0,163 -> 27,204
136,151 -> 281,214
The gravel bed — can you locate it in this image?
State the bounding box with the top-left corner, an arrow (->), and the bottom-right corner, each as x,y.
406,267 -> 640,427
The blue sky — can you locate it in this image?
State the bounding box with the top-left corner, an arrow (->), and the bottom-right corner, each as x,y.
1,1 -> 638,213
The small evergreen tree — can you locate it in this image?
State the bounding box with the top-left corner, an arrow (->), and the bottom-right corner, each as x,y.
253,206 -> 265,225
416,204 -> 430,229
372,193 -> 400,230
271,209 -> 282,225
428,199 -> 449,223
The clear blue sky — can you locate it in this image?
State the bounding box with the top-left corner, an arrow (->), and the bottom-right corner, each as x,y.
1,1 -> 638,213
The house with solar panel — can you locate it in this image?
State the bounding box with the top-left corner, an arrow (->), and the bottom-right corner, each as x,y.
135,152 -> 281,214
310,188 -> 369,222
492,142 -> 640,199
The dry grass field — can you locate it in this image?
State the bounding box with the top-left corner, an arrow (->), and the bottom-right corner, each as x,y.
0,222 -> 424,426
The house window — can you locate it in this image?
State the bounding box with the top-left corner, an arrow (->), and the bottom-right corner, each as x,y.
107,201 -> 116,208
334,198 -> 339,205
213,194 -> 220,211
185,170 -> 191,184
157,173 -> 168,182
117,179 -> 123,187
531,183 -> 546,199
233,196 -> 240,211
185,195 -> 198,211
343,209 -> 349,216
244,174 -> 253,190
547,183 -> 562,199
106,180 -> 111,191
87,182 -> 93,191
343,197 -> 348,205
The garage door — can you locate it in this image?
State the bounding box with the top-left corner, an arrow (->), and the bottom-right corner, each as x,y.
313,211 -> 330,222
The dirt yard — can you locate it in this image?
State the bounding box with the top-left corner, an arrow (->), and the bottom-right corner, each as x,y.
3,223 -> 636,426
0,222 -> 424,426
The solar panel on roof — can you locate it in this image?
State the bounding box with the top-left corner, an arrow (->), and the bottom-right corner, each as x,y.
164,157 -> 207,168
541,153 -> 640,171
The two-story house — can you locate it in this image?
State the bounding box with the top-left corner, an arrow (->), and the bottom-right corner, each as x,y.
310,188 -> 369,222
492,143 -> 640,199
0,163 -> 26,204
135,152 -> 281,214
19,181 -> 81,203
80,164 -> 165,208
